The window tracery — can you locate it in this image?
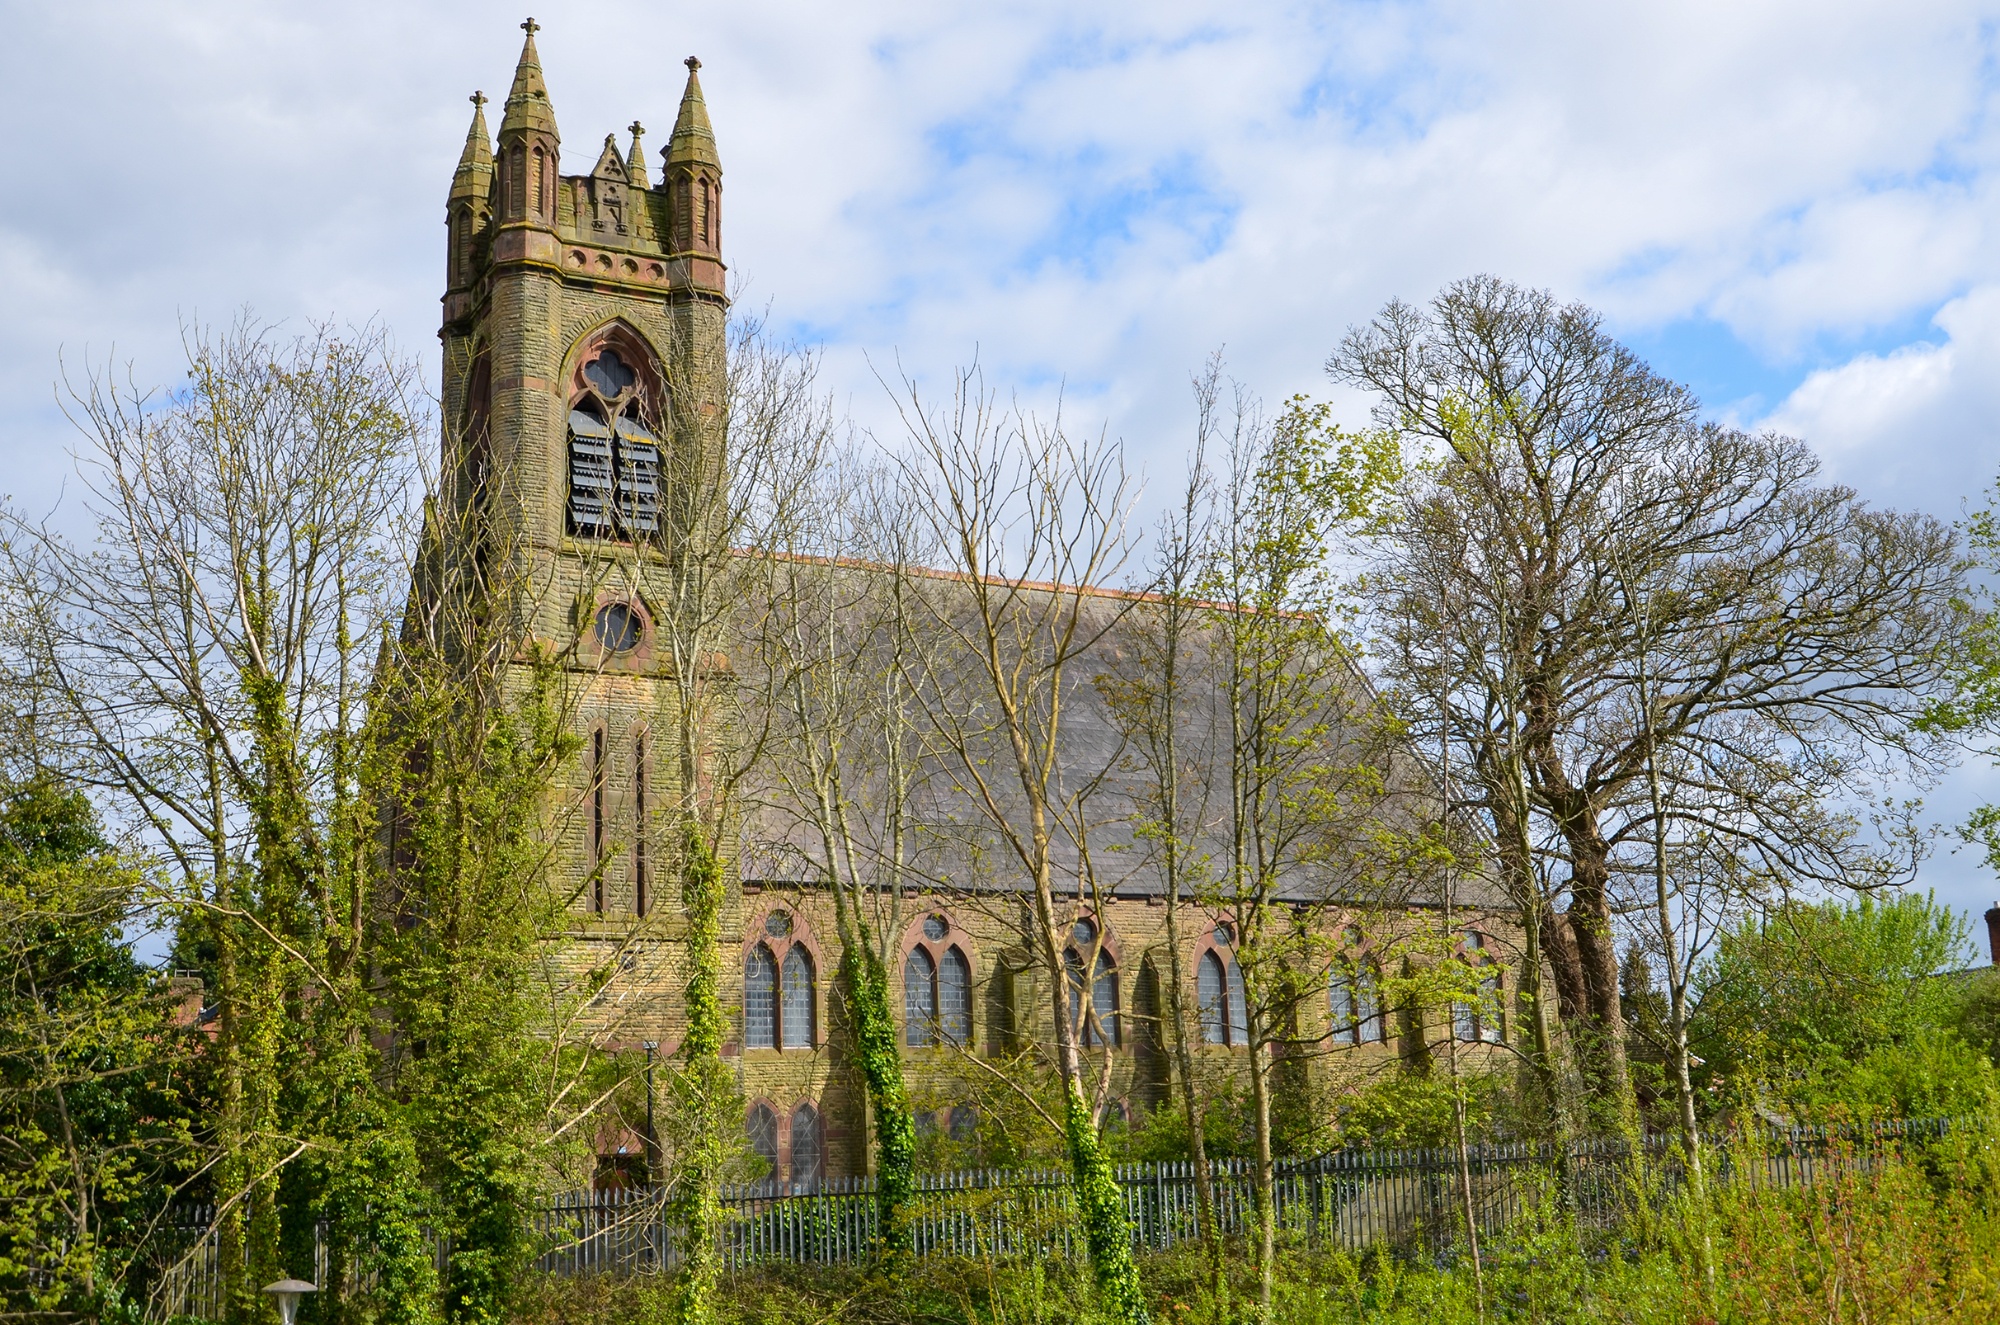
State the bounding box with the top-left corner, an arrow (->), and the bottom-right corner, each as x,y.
902,914 -> 973,1048
743,907 -> 816,1051
566,336 -> 663,541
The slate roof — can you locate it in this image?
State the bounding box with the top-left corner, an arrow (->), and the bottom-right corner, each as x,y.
731,557 -> 1501,912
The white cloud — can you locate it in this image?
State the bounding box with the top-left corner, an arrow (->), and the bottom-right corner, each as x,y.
1762,285 -> 2000,513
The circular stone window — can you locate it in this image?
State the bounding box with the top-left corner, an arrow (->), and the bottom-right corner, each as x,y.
922,914 -> 949,942
593,602 -> 642,653
764,911 -> 794,938
1213,921 -> 1235,946
1072,916 -> 1097,947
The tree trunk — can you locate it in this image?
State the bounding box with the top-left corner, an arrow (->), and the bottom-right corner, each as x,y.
669,821 -> 728,1325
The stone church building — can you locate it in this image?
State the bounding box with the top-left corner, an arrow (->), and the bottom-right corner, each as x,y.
437,23 -> 1506,1192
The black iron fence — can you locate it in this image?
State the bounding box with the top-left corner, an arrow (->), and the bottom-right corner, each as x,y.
148,1116 -> 1975,1319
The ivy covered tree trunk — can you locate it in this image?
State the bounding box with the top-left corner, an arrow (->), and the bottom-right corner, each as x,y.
669,822 -> 730,1325
836,942 -> 915,1259
1061,1086 -> 1149,1325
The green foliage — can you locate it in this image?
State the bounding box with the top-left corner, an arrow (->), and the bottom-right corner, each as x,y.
0,774 -> 191,1319
839,941 -> 916,1258
505,1139 -> 2000,1325
1953,966 -> 2000,1066
1059,1086 -> 1148,1325
368,645 -> 579,1325
1691,893 -> 1997,1119
665,820 -> 735,1325
1331,1067 -> 1506,1150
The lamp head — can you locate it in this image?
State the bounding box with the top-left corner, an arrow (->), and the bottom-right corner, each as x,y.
263,1278 -> 316,1325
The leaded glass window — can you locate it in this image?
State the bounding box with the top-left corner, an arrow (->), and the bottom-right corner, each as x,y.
939,946 -> 971,1047
780,946 -> 814,1049
1331,972 -> 1357,1047
789,1103 -> 823,1190
1198,950 -> 1227,1044
1225,954 -> 1247,1047
744,943 -> 777,1049
904,947 -> 937,1047
746,1103 -> 778,1188
1068,948 -> 1119,1048
1356,967 -> 1383,1044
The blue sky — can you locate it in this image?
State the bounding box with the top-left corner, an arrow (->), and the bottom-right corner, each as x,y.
6,0 -> 2000,943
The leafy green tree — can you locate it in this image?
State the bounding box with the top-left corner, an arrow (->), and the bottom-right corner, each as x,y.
1691,893 -> 1997,1120
0,772 -> 192,1321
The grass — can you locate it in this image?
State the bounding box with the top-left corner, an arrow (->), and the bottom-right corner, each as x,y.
508,1139 -> 2000,1324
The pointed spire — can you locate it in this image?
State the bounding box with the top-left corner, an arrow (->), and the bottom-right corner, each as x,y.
626,121 -> 648,188
665,56 -> 719,172
499,17 -> 558,142
450,91 -> 493,203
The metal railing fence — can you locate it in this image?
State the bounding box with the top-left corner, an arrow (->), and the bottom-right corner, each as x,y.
147,1115 -> 1975,1318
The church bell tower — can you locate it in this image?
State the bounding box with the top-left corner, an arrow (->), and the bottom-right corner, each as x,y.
439,18 -> 729,924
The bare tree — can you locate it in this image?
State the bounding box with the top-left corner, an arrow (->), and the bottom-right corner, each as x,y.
745,443 -> 942,1256
884,369 -> 1151,1325
632,315 -> 834,1324
1335,276 -> 1971,1132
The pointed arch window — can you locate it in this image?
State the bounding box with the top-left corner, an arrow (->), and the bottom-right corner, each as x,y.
1198,949 -> 1248,1047
1067,948 -> 1120,1049
938,946 -> 972,1047
1456,961 -> 1504,1044
1198,950 -> 1227,1044
744,943 -> 778,1049
568,343 -> 662,541
746,1103 -> 779,1190
1334,963 -> 1385,1045
589,727 -> 606,913
780,946 -> 815,1050
903,946 -> 937,1047
632,731 -> 648,917
903,915 -> 974,1049
745,910 -> 816,1052
789,1102 -> 823,1191
1356,966 -> 1384,1044
1331,972 -> 1355,1046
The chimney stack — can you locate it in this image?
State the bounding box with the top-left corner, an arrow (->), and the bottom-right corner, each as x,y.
1986,904 -> 2000,966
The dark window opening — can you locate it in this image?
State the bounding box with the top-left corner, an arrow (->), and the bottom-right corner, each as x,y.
594,602 -> 642,652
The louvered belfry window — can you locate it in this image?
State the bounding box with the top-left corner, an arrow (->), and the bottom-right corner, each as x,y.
568,347 -> 662,540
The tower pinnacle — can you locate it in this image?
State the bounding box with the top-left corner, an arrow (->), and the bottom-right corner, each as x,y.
626,121 -> 648,188
499,17 -> 558,141
665,56 -> 719,171
449,91 -> 493,203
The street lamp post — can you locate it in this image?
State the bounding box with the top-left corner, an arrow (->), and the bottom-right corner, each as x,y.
262,1278 -> 316,1325
642,1039 -> 659,1185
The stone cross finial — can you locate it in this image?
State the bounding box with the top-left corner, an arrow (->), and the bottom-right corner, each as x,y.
521,16 -> 540,34
685,56 -> 701,72
470,91 -> 487,109
629,120 -> 644,138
